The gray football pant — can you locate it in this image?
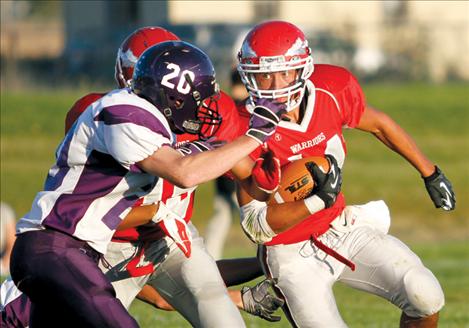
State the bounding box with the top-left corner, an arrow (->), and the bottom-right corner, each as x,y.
102,223 -> 246,328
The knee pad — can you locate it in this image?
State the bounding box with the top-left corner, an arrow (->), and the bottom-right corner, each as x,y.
403,266 -> 444,317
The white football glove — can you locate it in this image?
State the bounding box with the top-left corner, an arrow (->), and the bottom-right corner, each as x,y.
153,202 -> 192,258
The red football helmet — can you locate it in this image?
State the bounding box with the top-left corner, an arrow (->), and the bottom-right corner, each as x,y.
115,26 -> 180,88
237,21 -> 314,111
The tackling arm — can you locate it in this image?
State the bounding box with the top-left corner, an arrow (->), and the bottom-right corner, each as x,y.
138,99 -> 287,189
138,136 -> 260,189
116,204 -> 158,230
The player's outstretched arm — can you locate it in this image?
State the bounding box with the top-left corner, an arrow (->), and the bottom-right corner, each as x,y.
138,136 -> 259,189
216,257 -> 263,287
138,100 -> 286,189
356,106 -> 455,210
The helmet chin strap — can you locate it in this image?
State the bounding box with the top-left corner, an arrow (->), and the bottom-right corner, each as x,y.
157,88 -> 178,132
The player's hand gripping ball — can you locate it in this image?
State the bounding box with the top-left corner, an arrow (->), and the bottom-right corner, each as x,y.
271,156 -> 330,203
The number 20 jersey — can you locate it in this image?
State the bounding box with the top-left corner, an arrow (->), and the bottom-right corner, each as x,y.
239,64 -> 366,245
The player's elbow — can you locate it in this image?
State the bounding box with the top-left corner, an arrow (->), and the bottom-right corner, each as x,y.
170,170 -> 200,189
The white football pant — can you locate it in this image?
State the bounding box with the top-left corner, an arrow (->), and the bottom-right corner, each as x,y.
259,201 -> 444,327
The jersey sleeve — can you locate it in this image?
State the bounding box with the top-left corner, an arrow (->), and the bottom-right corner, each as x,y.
100,105 -> 173,170
335,69 -> 366,128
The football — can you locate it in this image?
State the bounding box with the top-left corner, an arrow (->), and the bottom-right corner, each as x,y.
270,156 -> 330,204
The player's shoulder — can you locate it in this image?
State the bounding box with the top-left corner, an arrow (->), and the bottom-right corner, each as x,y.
310,64 -> 360,93
100,88 -> 162,115
71,92 -> 106,113
66,92 -> 107,133
95,89 -> 172,137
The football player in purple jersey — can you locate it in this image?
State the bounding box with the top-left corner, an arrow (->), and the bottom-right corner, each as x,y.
9,41 -> 286,327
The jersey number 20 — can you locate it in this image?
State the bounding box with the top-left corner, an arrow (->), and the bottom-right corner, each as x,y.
161,63 -> 195,95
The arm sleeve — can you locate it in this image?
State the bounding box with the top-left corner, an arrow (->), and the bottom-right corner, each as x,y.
336,70 -> 366,128
104,123 -> 171,170
240,199 -> 277,244
97,104 -> 174,170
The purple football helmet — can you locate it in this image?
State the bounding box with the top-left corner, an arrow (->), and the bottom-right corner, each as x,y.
132,41 -> 221,137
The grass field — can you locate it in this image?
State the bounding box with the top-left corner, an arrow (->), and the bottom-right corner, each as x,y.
1,83 -> 468,326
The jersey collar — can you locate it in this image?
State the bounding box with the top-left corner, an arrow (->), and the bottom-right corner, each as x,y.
278,79 -> 316,132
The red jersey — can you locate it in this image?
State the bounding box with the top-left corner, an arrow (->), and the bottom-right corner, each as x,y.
238,64 -> 366,245
64,90 -> 240,242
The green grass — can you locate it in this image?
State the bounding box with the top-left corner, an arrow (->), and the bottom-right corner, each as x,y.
1,83 -> 468,326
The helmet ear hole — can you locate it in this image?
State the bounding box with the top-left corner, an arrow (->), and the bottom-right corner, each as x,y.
175,99 -> 184,110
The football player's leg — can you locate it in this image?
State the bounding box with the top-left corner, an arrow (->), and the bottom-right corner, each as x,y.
0,278 -> 31,328
338,227 -> 444,323
147,224 -> 245,327
259,243 -> 347,328
100,240 -> 168,309
205,177 -> 236,259
10,230 -> 139,328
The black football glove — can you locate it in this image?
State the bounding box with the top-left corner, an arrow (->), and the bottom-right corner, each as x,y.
423,166 -> 456,211
241,278 -> 284,322
306,155 -> 342,208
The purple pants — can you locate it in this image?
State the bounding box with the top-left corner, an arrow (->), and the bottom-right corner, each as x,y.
1,292 -> 30,328
10,229 -> 139,328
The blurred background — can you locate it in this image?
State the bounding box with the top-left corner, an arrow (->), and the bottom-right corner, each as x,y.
1,1 -> 468,327
2,0 -> 469,88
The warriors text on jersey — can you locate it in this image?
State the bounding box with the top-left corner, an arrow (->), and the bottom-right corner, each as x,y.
238,64 -> 366,245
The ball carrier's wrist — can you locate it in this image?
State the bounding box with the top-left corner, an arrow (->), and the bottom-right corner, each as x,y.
304,195 -> 326,214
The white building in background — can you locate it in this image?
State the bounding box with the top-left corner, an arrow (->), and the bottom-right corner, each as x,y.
169,0 -> 469,81
1,0 -> 468,82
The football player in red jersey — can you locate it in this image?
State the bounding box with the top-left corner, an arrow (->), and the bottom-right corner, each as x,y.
234,21 -> 455,327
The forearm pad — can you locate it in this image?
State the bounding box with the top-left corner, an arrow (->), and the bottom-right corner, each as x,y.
240,200 -> 277,244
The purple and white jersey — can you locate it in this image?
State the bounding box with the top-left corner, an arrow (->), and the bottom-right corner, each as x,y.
16,88 -> 174,253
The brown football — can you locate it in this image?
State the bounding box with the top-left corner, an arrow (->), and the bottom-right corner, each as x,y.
270,156 -> 330,204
